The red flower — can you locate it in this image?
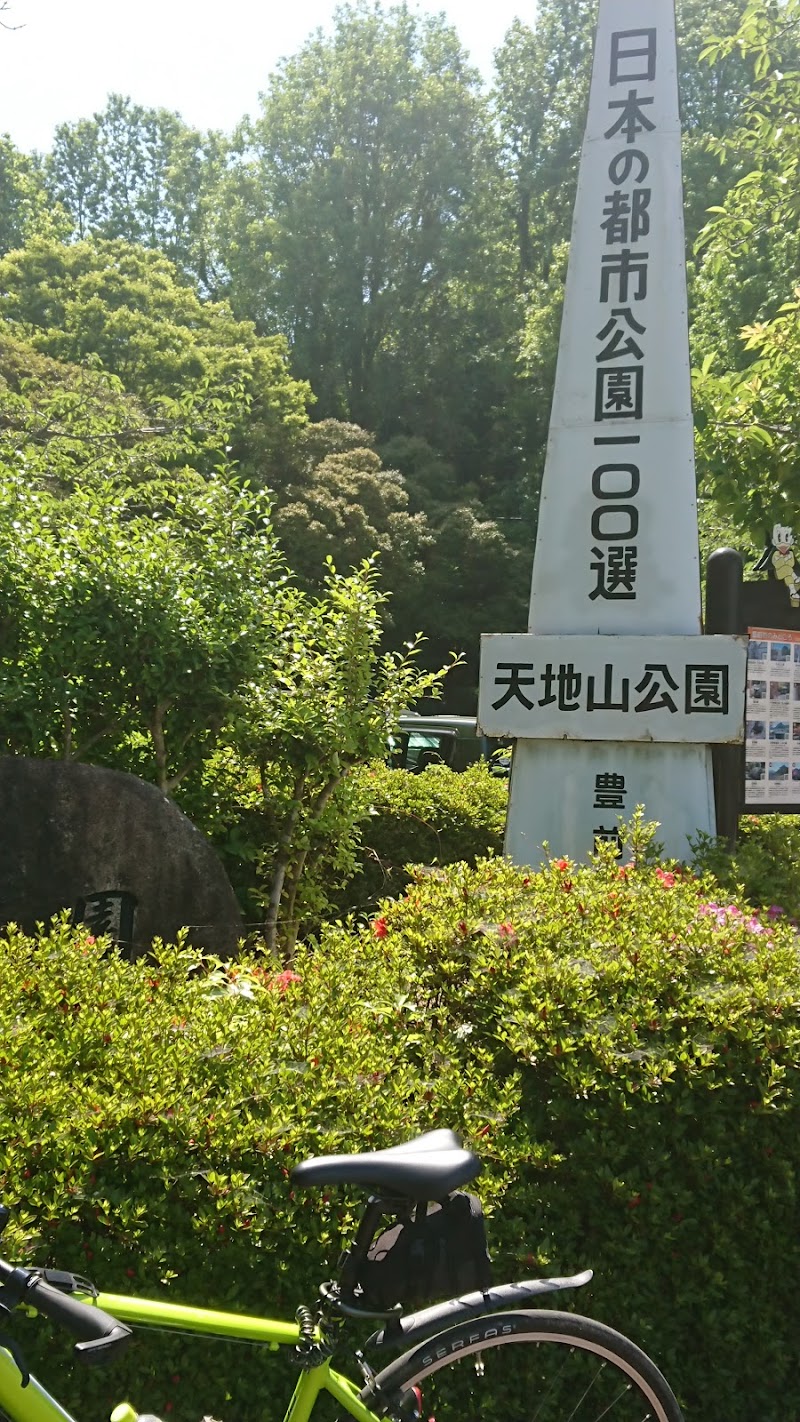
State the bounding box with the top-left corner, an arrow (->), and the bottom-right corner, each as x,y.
373,917 -> 389,939
271,970 -> 301,992
656,869 -> 675,887
554,857 -> 569,871
498,921 -> 516,939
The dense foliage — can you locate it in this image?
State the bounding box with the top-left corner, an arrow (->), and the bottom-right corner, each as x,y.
691,0 -> 800,536
0,237 -> 310,484
0,16 -> 796,1422
338,760 -> 508,912
1,0 -> 790,689
0,475 -> 284,782
0,350 -> 454,948
1,841 -> 798,1422
693,812 -> 800,921
0,473 -> 450,945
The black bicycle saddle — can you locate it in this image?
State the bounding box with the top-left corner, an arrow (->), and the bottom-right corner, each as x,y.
291,1129 -> 480,1198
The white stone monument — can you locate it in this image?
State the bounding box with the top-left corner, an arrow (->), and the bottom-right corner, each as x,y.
478,0 -> 746,862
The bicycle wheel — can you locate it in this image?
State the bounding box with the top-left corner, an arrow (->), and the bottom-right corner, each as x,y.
368,1309 -> 684,1422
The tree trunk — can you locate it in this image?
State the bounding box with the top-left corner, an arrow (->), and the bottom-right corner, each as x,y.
279,772 -> 346,958
263,770 -> 306,957
150,699 -> 173,792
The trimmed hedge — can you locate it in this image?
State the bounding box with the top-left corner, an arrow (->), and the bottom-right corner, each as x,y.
1,846 -> 799,1422
339,760 -> 507,912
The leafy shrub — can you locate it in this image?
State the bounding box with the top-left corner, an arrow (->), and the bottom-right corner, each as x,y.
0,462 -> 451,950
337,760 -> 507,913
2,841 -> 799,1422
692,812 -> 800,920
0,917 -> 514,1422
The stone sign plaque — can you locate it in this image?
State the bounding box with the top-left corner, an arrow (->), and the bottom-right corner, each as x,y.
0,757 -> 243,957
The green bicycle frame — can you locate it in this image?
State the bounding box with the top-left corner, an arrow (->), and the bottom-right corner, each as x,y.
0,1290 -> 386,1422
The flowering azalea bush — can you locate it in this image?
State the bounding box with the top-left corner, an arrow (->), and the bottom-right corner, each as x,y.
692,812 -> 800,921
357,837 -> 800,1422
1,828 -> 799,1421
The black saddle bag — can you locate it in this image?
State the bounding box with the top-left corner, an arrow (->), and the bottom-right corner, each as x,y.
355,1192 -> 492,1311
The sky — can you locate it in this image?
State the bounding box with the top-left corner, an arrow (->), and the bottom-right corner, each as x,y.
0,0 -> 534,154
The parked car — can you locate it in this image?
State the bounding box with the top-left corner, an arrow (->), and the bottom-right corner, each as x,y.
389,714 -> 511,776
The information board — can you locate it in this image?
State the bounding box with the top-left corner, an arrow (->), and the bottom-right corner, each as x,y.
744,626 -> 800,809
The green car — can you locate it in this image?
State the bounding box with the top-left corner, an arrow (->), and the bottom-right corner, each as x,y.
389,714 -> 510,776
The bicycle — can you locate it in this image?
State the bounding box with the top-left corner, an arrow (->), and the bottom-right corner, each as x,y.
0,1129 -> 684,1422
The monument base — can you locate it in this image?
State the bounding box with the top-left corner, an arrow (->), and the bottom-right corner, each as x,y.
505,740 -> 715,864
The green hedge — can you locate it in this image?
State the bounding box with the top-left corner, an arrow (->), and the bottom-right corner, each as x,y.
1,846 -> 799,1422
693,812 -> 800,921
338,760 -> 507,913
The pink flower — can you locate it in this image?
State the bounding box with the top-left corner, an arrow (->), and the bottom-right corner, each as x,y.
699,901 -> 726,922
767,905 -> 785,919
271,970 -> 301,992
498,921 -> 516,940
656,869 -> 675,887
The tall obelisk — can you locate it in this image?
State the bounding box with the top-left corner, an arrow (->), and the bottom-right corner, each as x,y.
485,0 -> 722,863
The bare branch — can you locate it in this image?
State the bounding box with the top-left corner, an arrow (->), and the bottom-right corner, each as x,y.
0,3 -> 24,32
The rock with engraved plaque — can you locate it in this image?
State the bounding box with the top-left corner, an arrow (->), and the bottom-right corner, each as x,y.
0,757 -> 243,957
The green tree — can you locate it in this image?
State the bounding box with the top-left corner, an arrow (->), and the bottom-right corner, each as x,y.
0,237 -> 310,480
690,0 -> 800,369
492,4 -> 593,284
269,420 -> 430,621
0,137 -> 69,255
377,431 -> 529,692
250,420 -> 525,692
235,2 -> 520,487
693,301 -> 800,531
0,325 -> 239,493
0,474 -> 284,790
691,0 -> 800,529
0,335 -> 453,948
245,1 -> 485,420
231,557 -> 454,953
46,95 -> 230,290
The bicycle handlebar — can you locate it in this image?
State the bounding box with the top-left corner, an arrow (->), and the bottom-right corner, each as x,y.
0,1258 -> 131,1367
24,1273 -> 132,1364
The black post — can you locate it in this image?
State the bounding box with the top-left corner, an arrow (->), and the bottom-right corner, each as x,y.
705,548 -> 744,848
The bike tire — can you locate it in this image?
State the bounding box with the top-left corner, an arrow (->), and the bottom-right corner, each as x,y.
366,1308 -> 684,1422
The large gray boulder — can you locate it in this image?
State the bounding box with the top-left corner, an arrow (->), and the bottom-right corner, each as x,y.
0,757 -> 243,956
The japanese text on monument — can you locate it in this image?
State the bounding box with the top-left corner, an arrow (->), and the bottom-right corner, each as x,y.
590,25 -> 657,606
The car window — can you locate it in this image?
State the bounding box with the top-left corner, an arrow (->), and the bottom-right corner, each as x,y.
406,732 -> 451,771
